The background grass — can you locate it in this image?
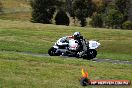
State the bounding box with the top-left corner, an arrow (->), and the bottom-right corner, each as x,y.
0,51 -> 132,88
0,12 -> 31,21
0,19 -> 132,61
0,0 -> 31,20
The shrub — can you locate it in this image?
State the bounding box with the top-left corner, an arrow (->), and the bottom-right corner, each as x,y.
90,13 -> 103,28
105,9 -> 124,29
30,0 -> 57,24
122,21 -> 132,30
0,1 -> 3,12
55,10 -> 70,26
72,0 -> 96,27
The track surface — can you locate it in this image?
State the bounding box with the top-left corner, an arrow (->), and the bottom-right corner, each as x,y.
0,51 -> 132,65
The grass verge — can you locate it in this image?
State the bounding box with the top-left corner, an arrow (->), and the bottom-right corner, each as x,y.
0,52 -> 132,88
0,19 -> 132,61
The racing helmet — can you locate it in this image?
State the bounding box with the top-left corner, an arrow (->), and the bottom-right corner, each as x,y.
73,32 -> 81,40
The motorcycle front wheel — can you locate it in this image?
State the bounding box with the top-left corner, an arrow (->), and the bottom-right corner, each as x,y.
88,49 -> 97,59
83,49 -> 97,60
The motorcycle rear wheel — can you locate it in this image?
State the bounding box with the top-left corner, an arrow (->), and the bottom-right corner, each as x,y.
48,47 -> 60,56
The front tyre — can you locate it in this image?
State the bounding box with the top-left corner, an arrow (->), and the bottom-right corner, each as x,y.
88,49 -> 97,59
83,49 -> 97,60
48,47 -> 59,56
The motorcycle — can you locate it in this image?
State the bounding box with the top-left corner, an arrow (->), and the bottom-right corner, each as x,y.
48,37 -> 100,60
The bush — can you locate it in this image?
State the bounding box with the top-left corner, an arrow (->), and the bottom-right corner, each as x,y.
90,13 -> 103,28
0,1 -> 3,12
55,10 -> 70,26
72,0 -> 96,27
122,21 -> 132,30
30,0 -> 56,24
105,9 -> 124,29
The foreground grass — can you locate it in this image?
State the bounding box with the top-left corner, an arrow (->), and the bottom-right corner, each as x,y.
0,52 -> 132,88
0,19 -> 132,61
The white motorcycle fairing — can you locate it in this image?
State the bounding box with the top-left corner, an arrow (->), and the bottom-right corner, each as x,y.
53,44 -> 59,49
54,38 -> 78,50
53,37 -> 69,49
89,40 -> 100,49
68,39 -> 78,50
56,37 -> 69,46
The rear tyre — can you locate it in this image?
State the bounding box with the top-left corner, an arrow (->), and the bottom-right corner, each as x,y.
48,47 -> 59,56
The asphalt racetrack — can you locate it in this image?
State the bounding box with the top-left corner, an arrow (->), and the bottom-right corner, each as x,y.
1,51 -> 132,65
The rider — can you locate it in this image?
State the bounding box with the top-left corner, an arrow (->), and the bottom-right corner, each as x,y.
58,32 -> 83,56
73,32 -> 83,51
57,32 -> 83,48
67,32 -> 82,40
67,32 -> 83,51
58,32 -> 83,45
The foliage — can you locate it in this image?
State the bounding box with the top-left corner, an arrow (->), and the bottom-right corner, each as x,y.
72,0 -> 96,27
89,0 -> 107,28
65,0 -> 75,17
0,1 -> 3,12
93,0 -> 107,14
92,0 -> 131,29
105,9 -> 124,28
122,20 -> 132,30
30,0 -> 57,24
115,0 -> 129,14
90,13 -> 103,28
115,0 -> 131,22
55,10 -> 70,26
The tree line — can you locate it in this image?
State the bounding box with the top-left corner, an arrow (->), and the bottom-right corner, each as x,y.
31,0 -> 132,29
0,1 -> 3,13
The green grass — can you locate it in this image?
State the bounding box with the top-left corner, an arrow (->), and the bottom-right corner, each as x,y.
0,52 -> 132,88
0,19 -> 132,61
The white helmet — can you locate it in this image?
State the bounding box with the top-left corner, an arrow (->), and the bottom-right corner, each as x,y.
73,32 -> 81,39
73,32 -> 80,36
